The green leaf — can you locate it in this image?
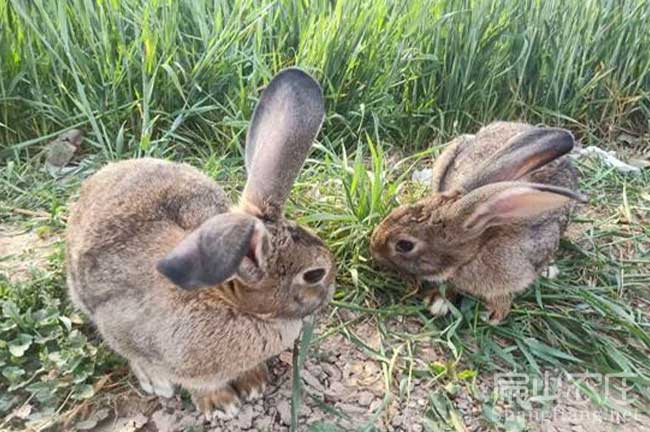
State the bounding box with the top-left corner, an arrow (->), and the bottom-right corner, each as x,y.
308,423 -> 343,432
71,383 -> 95,400
457,369 -> 477,380
59,315 -> 72,331
8,334 -> 33,357
2,301 -> 21,322
504,416 -> 526,432
2,366 -> 26,384
67,330 -> 87,349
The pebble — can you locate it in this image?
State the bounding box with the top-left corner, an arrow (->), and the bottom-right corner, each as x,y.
253,415 -> 273,430
336,402 -> 369,416
301,369 -> 326,392
368,399 -> 382,412
276,400 -> 292,425
325,381 -> 347,400
357,391 -> 374,407
151,410 -> 180,432
322,363 -> 342,381
307,363 -> 324,378
236,405 -> 254,430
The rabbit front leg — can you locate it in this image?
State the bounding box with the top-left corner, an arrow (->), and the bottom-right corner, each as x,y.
481,293 -> 513,325
131,361 -> 175,398
190,363 -> 269,420
230,362 -> 270,401
427,282 -> 458,317
191,384 -> 241,420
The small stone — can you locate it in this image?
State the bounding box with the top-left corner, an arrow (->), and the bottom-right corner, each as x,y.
322,363 -> 342,381
236,404 -> 254,430
308,364 -> 323,378
151,410 -> 179,432
254,415 -> 273,430
301,369 -> 325,393
131,413 -> 149,429
392,414 -> 403,427
335,403 -> 368,415
325,381 -> 347,400
300,403 -> 312,418
368,399 -> 382,412
357,391 -> 374,407
277,400 -> 292,425
278,351 -> 293,365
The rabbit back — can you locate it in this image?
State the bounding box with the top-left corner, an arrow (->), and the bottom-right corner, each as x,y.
66,158 -> 231,317
437,122 -> 578,193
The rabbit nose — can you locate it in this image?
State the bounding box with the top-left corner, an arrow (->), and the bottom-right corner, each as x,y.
296,285 -> 328,310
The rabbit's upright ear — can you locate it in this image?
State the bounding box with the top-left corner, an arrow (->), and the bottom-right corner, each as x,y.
157,213 -> 263,290
456,182 -> 586,237
463,128 -> 574,192
431,135 -> 474,192
241,68 -> 325,218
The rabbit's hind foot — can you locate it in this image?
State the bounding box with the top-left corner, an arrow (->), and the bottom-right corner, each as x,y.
131,361 -> 175,398
481,294 -> 513,325
231,362 -> 269,402
191,385 -> 241,421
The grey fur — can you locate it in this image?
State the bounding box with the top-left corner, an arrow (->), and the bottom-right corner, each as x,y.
371,121 -> 584,324
65,69 -> 335,418
243,68 -> 325,218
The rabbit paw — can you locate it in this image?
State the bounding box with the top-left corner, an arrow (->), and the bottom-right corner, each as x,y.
428,297 -> 451,317
543,264 -> 560,280
426,285 -> 457,318
131,362 -> 174,398
231,363 -> 270,401
480,307 -> 510,326
480,310 -> 502,325
481,298 -> 512,325
192,386 -> 241,421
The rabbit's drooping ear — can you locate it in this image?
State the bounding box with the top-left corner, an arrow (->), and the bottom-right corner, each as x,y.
157,213 -> 260,290
457,182 -> 586,237
242,68 -> 325,218
463,128 -> 574,192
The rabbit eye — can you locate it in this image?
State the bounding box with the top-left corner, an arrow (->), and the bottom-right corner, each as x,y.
303,268 -> 326,284
395,239 -> 415,253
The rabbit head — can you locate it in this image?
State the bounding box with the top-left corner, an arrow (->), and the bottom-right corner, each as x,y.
370,126 -> 586,283
157,68 -> 335,320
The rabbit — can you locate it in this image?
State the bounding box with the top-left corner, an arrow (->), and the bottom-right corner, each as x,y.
370,122 -> 586,324
65,68 -> 336,419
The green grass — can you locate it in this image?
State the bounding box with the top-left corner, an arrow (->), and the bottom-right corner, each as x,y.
1,0 -> 649,161
1,139 -> 649,430
1,0 -> 650,430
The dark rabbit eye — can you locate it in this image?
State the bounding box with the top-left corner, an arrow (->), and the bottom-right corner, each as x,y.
303,268 -> 326,284
395,239 -> 415,253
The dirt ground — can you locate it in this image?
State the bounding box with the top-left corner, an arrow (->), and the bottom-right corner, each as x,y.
0,225 -> 59,284
1,226 -> 648,431
70,316 -> 649,432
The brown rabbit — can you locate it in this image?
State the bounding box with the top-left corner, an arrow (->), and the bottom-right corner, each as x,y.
65,68 -> 336,419
370,122 -> 585,324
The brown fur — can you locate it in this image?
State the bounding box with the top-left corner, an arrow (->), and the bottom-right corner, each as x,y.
65,69 -> 335,418
371,122 -> 584,323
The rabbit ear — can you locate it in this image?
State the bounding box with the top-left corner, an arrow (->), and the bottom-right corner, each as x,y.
157,213 -> 260,290
431,135 -> 473,192
462,128 -> 574,192
242,68 -> 325,218
458,182 -> 586,236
